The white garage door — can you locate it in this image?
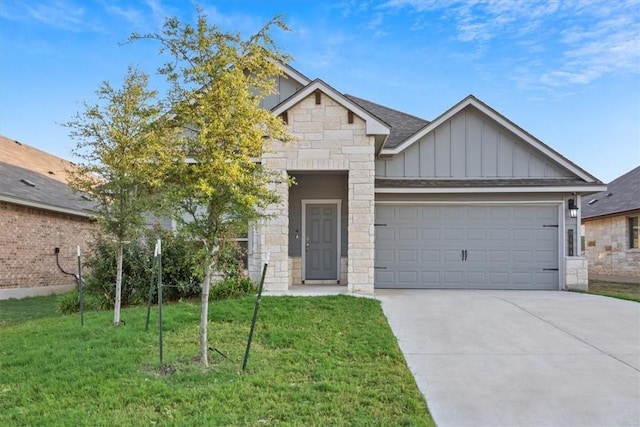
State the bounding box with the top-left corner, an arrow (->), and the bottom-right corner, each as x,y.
374,205 -> 559,290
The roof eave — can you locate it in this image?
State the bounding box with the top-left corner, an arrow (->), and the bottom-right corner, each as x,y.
375,184 -> 608,194
0,194 -> 94,218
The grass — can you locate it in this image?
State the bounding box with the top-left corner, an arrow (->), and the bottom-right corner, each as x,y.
0,294 -> 433,426
0,294 -> 60,327
584,280 -> 640,302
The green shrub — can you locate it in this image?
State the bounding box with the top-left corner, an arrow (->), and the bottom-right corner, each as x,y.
78,229 -> 204,310
210,276 -> 256,301
209,241 -> 256,301
57,289 -> 109,315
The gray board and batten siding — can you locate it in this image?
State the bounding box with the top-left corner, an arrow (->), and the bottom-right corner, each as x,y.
376,106 -> 573,179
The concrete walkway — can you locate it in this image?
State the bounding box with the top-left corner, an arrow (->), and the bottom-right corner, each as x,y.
377,290 -> 640,427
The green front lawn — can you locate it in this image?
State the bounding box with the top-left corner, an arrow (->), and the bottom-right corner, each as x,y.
0,295 -> 433,426
0,294 -> 60,327
586,280 -> 640,302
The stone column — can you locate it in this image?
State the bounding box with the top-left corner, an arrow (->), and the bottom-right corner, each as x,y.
347,151 -> 375,294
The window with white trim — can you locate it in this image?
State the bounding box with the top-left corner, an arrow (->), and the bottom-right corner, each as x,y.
629,216 -> 639,249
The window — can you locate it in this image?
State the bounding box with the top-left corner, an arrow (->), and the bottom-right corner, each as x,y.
630,216 -> 639,249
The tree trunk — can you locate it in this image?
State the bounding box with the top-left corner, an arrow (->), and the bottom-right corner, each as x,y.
199,258 -> 214,367
114,243 -> 123,327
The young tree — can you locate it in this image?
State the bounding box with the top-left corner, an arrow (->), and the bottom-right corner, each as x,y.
64,68 -> 171,327
130,12 -> 294,367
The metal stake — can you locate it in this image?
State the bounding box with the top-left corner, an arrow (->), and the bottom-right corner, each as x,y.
77,246 -> 84,326
242,261 -> 268,372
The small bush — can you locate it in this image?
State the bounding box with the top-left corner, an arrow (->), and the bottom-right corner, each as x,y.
210,276 -> 255,301
209,241 -> 255,301
78,229 -> 204,310
57,289 -> 109,315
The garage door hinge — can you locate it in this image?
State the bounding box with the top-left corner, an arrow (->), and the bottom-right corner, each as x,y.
374,223 -> 387,227
543,224 -> 559,228
543,268 -> 559,271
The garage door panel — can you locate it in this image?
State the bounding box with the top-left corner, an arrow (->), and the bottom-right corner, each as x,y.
421,271 -> 440,283
490,272 -> 510,284
399,207 -> 419,220
444,271 -> 464,283
513,250 -> 533,262
469,252 -> 486,263
376,228 -> 395,240
421,228 -> 441,240
444,250 -> 463,262
421,250 -> 440,262
489,250 -> 510,262
375,270 -> 395,285
444,206 -> 464,219
466,271 -> 486,284
375,204 -> 559,290
467,228 -> 486,240
537,228 -> 557,241
398,228 -> 419,240
398,271 -> 418,283
398,249 -> 418,262
420,206 -> 442,219
536,249 -> 556,263
444,228 -> 464,240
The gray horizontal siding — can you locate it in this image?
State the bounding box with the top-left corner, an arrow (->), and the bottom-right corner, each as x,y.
376,107 -> 572,179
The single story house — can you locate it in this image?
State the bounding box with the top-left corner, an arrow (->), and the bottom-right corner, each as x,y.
244,65 -> 605,293
581,166 -> 640,281
0,135 -> 96,298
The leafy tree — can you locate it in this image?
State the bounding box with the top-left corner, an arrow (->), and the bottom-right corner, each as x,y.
130,12 -> 293,367
64,68 -> 172,327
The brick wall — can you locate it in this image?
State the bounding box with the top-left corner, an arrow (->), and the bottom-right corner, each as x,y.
0,202 -> 96,289
583,213 -> 640,279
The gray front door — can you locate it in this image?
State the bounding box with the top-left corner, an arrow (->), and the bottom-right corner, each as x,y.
305,204 -> 338,280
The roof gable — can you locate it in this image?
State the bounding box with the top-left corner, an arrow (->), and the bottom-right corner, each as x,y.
272,79 -> 390,136
582,165 -> 640,219
380,95 -> 601,183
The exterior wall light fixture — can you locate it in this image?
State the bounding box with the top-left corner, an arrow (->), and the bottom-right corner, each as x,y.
568,198 -> 578,218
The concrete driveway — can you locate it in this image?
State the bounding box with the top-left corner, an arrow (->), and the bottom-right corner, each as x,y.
377,290 -> 640,427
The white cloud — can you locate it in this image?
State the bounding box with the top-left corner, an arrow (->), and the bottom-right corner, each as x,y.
0,0 -> 99,32
381,0 -> 640,89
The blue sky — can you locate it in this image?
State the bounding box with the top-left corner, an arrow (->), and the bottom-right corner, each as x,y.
1,0 -> 638,183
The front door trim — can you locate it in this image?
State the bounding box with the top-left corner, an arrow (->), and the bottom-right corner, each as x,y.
301,199 -> 341,283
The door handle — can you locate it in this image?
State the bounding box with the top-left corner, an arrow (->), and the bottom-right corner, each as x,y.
464,250 -> 468,261
461,250 -> 464,261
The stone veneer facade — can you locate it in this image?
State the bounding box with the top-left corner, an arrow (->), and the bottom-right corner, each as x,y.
565,256 -> 589,291
583,214 -> 640,279
253,93 -> 376,294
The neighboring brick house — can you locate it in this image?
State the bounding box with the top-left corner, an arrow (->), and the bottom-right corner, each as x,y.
246,65 -> 605,293
0,135 -> 96,298
581,166 -> 640,281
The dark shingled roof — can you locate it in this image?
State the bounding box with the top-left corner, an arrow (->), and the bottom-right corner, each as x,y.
376,178 -> 592,188
581,165 -> 640,219
0,162 -> 94,215
344,94 -> 429,149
